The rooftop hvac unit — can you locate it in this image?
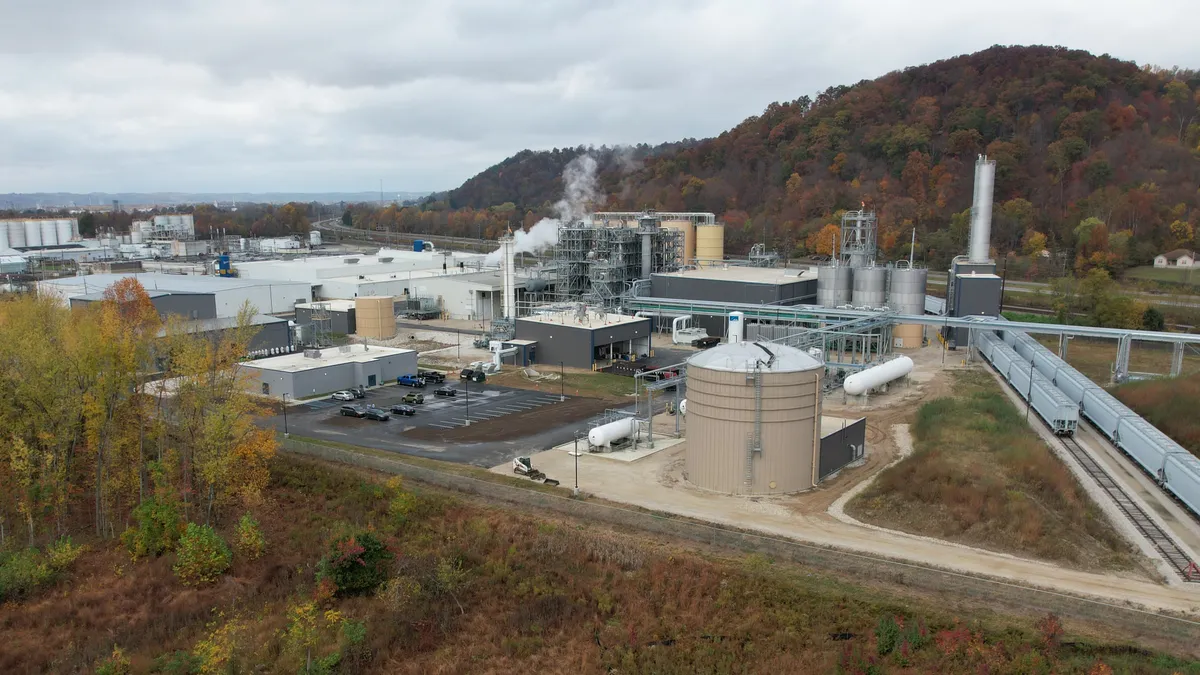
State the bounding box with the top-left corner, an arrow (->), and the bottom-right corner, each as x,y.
379,257 -> 393,263
345,258 -> 359,264
303,349 -> 322,359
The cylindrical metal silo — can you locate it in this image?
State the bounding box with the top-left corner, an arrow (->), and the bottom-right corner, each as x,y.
888,264 -> 928,348
0,221 -> 9,248
24,220 -> 42,248
8,220 -> 26,248
816,264 -> 853,307
55,219 -> 72,245
40,220 -> 57,247
131,231 -> 144,244
851,266 -> 888,308
70,218 -> 80,240
685,341 -> 823,495
355,296 -> 396,339
695,223 -> 724,267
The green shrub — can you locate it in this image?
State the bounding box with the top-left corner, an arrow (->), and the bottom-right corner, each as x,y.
95,646 -> 131,675
317,532 -> 393,596
0,536 -> 86,601
876,615 -> 900,656
173,523 -> 232,585
122,496 -> 183,560
0,548 -> 52,601
150,650 -> 202,674
234,513 -> 266,561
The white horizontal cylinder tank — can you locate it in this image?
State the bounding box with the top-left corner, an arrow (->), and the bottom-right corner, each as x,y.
843,356 -> 914,396
588,417 -> 638,448
728,311 -> 744,343
679,399 -> 686,416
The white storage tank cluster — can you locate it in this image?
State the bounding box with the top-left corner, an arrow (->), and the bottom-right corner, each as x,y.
816,265 -> 852,307
851,266 -> 888,308
685,341 -> 823,495
0,218 -> 80,249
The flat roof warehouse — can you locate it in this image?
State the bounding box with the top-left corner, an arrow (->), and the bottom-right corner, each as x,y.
247,344 -> 416,373
654,266 -> 818,286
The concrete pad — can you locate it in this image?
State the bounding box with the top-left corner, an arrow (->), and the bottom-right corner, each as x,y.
548,436 -> 684,463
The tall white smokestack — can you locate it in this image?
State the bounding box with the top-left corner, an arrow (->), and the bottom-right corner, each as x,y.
500,234 -> 516,320
969,155 -> 996,263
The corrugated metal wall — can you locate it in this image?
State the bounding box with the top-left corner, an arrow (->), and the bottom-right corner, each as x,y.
685,364 -> 821,494
818,418 -> 866,480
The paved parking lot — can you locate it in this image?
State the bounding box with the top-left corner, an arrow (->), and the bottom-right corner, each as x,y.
273,382 -> 595,466
299,383 -> 567,430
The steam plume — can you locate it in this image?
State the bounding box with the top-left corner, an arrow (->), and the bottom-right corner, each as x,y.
484,154 -> 598,265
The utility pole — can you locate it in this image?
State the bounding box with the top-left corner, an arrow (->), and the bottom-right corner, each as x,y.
560,361 -> 565,402
282,393 -> 290,437
464,378 -> 470,427
573,432 -> 580,498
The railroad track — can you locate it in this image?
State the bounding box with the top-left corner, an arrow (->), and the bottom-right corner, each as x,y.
1058,434 -> 1199,582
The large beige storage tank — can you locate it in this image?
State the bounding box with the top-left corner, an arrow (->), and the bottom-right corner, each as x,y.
685,341 -> 823,495
355,296 -> 396,339
888,264 -> 928,349
694,223 -> 724,267
7,219 -> 25,248
660,219 -> 695,265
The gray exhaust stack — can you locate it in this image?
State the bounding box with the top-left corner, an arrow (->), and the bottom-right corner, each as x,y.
968,155 -> 996,263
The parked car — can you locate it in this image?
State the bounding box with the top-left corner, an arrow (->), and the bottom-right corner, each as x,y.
331,391 -> 355,401
397,374 -> 426,388
339,405 -> 365,417
351,386 -> 366,399
390,404 -> 416,416
418,369 -> 446,383
363,406 -> 390,421
402,392 -> 425,404
459,368 -> 486,383
434,386 -> 457,397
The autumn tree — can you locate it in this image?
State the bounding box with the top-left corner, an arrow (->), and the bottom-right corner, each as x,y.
806,223 -> 841,256
1164,80 -> 1197,143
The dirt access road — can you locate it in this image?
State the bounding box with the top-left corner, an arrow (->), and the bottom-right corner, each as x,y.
503,346 -> 1200,616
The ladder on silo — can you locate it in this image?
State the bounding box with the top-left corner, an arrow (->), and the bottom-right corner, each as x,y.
745,364 -> 763,488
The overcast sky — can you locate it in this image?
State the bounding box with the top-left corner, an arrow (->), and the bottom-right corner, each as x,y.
1,0 -> 1195,194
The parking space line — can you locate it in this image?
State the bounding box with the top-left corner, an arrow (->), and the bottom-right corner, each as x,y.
427,423 -> 457,429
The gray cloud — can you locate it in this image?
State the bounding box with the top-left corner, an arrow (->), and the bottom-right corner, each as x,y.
1,0 -> 1196,193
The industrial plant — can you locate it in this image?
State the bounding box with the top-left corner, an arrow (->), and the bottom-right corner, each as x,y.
13,153 -> 1200,602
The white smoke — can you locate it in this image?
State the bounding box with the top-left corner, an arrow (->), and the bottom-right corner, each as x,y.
484,153 -> 599,265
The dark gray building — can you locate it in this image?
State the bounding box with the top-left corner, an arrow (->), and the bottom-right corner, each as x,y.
71,289 -> 217,321
650,267 -> 818,336
949,273 -> 1002,345
295,300 -> 356,336
515,310 -> 652,369
818,416 -> 866,481
171,315 -> 293,355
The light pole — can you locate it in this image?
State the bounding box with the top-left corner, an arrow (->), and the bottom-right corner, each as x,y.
282,393 -> 290,437
573,432 -> 580,497
560,361 -> 565,402
464,378 -> 470,427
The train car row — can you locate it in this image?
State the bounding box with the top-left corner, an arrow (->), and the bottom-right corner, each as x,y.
1000,329 -> 1200,519
975,331 -> 1079,436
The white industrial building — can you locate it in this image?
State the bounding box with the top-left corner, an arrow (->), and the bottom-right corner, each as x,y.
233,249 -> 488,300
36,273 -> 312,318
409,270 -> 548,321
240,343 -> 418,399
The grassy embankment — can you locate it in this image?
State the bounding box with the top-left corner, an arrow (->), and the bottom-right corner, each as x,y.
2,453 -> 1195,674
1114,372 -> 1200,458
1029,335 -> 1200,384
1126,266 -> 1200,288
846,371 -> 1139,572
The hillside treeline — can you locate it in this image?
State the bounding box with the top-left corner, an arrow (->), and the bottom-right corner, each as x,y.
428,46 -> 1200,274
0,283 -> 275,549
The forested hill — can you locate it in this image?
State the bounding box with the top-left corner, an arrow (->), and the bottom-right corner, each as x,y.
438,45 -> 1200,272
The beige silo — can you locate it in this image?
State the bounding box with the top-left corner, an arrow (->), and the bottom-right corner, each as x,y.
694,223 -> 724,267
685,341 -> 823,495
660,219 -> 695,265
354,296 -> 396,339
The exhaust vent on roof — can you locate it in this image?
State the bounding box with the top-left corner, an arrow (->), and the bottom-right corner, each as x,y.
379,257 -> 393,263
344,258 -> 359,264
303,349 -> 322,359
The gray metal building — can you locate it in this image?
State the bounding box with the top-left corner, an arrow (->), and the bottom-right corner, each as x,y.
949,272 -> 1002,345
295,300 -> 357,336
71,289 -> 218,321
241,344 -> 418,399
650,266 -> 817,336
515,309 -> 652,370
818,417 -> 867,480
